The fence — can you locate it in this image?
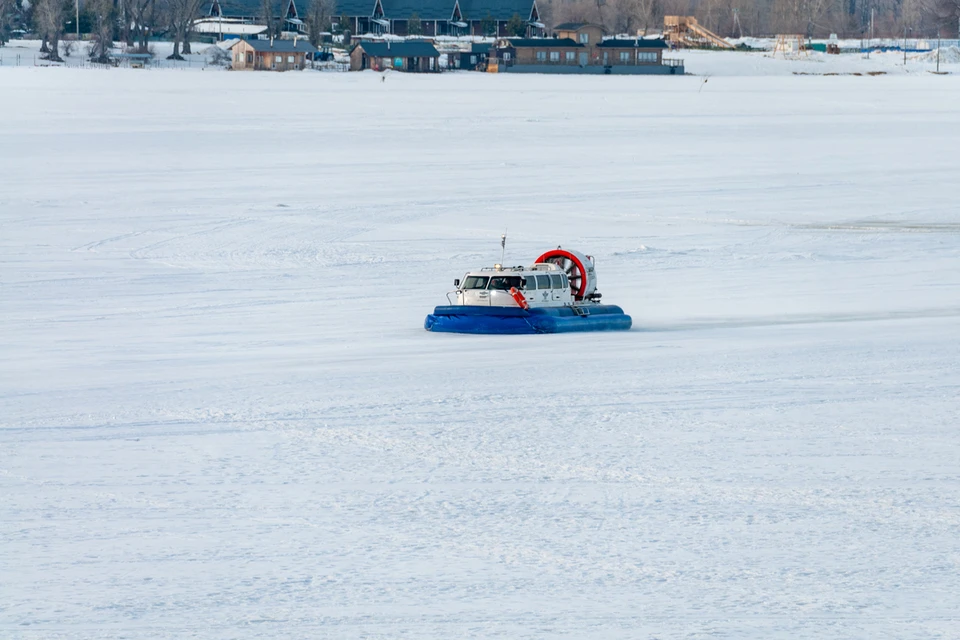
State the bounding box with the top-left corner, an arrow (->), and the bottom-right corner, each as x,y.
0,52 -> 230,70
0,51 -> 349,71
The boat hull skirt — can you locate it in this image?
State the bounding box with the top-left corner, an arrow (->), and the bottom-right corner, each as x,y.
424,305 -> 632,334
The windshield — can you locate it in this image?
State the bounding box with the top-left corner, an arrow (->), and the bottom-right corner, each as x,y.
462,276 -> 489,290
489,276 -> 522,291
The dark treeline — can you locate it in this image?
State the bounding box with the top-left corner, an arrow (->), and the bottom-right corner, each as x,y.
2,0 -> 959,56
538,0 -> 958,38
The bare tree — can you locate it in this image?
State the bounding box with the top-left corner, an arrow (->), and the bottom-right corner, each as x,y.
306,0 -> 335,46
261,0 -> 279,38
88,0 -> 115,62
933,0 -> 960,33
34,0 -> 68,61
160,0 -> 203,59
129,0 -> 156,52
0,0 -> 15,46
553,0 -> 602,26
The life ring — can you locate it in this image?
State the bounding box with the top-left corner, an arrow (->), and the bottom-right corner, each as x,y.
509,287 -> 529,310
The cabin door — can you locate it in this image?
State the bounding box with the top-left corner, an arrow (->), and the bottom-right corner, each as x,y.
579,52 -> 587,66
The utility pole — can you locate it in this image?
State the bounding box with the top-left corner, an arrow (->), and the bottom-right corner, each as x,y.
937,34 -> 941,73
76,0 -> 80,39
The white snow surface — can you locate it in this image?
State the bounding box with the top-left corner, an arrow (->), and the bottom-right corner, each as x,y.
2,68 -> 959,638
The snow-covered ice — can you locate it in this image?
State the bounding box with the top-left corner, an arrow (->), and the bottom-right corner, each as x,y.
1,67 -> 959,638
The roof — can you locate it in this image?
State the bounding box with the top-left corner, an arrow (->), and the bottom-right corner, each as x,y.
239,38 -> 319,52
330,0 -> 537,21
597,37 -> 666,49
502,37 -> 581,48
384,0 -> 454,20
471,42 -> 494,53
459,0 -> 536,20
207,0 -> 288,18
355,41 -> 440,56
553,22 -> 599,30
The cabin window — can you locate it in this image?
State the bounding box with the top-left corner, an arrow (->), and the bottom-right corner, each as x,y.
549,51 -> 560,62
561,274 -> 569,289
462,276 -> 489,289
638,51 -> 657,62
536,51 -> 546,61
287,55 -> 294,63
523,277 -> 536,290
619,51 -> 630,62
565,51 -> 575,62
579,33 -> 589,44
550,274 -> 564,289
489,276 -> 522,290
536,275 -> 552,289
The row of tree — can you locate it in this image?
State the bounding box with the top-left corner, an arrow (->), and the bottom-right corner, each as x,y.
0,0 -> 338,60
0,0 -> 207,59
544,0 -> 960,39
3,0 -> 958,58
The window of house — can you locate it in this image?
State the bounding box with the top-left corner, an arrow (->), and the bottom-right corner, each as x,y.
470,55 -> 477,64
565,51 -> 575,61
503,52 -> 511,60
549,51 -> 559,61
246,52 -> 253,63
619,51 -> 630,62
638,51 -> 657,62
579,33 -> 589,44
287,55 -> 294,63
536,51 -> 546,61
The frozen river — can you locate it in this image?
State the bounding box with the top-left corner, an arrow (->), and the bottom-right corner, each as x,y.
2,67 -> 959,638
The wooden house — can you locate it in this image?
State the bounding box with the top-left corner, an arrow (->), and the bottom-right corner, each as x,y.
230,37 -> 318,70
553,22 -> 603,46
493,34 -> 680,74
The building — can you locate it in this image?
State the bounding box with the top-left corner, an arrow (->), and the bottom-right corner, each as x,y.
553,22 -> 602,45
201,0 -> 306,38
230,37 -> 318,70
493,24 -> 683,74
335,0 -> 543,38
455,42 -> 494,70
349,40 -> 441,71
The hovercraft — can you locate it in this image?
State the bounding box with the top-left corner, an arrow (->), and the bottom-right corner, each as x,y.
424,247 -> 632,334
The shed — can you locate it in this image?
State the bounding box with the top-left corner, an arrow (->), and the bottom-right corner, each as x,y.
350,41 -> 441,72
230,37 -> 318,70
458,42 -> 494,70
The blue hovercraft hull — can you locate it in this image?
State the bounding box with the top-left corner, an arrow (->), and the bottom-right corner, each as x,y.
424,305 -> 632,335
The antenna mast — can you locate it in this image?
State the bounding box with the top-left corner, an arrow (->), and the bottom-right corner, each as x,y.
499,233 -> 507,268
